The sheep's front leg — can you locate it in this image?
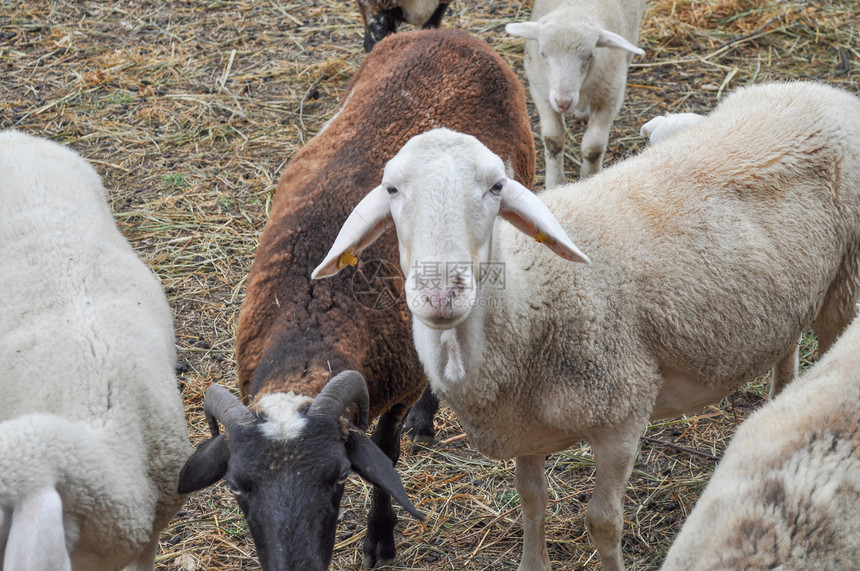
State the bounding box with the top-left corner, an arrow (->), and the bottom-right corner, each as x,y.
579,105 -> 614,178
121,536 -> 158,571
364,403 -> 408,569
531,91 -> 566,189
515,455 -> 550,571
585,423 -> 643,571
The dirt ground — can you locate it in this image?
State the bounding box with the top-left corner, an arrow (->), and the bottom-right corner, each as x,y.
2,0 -> 858,569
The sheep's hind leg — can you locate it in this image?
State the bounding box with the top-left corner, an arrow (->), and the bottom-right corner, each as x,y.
421,3 -> 449,28
515,454 -> 551,571
403,386 -> 438,449
585,421 -> 643,571
770,339 -> 800,398
363,403 -> 409,569
812,273 -> 859,358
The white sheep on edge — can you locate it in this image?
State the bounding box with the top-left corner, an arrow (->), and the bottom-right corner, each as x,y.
660,315 -> 860,570
640,112 -> 704,145
506,0 -> 646,186
0,130 -> 191,570
313,81 -> 860,570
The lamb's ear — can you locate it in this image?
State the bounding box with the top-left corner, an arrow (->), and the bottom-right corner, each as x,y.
499,180 -> 590,264
596,28 -> 645,56
505,22 -> 540,40
312,185 -> 393,279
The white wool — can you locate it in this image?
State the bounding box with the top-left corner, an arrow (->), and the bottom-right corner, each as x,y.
255,392 -> 315,441
322,81 -> 860,571
661,315 -> 860,569
0,130 -> 191,570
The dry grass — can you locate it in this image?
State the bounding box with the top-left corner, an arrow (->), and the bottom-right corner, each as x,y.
2,0 -> 858,569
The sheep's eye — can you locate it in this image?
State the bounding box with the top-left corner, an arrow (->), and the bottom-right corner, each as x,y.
489,181 -> 504,195
385,185 -> 398,195
337,470 -> 350,485
226,481 -> 243,496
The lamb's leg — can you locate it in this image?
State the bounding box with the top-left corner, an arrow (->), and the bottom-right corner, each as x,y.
532,93 -> 566,189
579,105 -> 613,178
403,386 -> 438,448
770,339 -> 800,398
585,423 -> 642,571
363,403 -> 408,569
4,487 -> 71,571
515,454 -> 551,571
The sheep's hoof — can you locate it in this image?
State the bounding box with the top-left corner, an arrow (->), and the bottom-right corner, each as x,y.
363,537 -> 396,570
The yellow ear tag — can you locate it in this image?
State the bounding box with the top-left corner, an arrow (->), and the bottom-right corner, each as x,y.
535,231 -> 556,246
338,248 -> 358,269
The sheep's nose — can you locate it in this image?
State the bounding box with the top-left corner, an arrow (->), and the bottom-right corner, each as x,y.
554,98 -> 572,113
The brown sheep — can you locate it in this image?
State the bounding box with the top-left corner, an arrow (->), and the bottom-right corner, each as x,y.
178,28 -> 535,570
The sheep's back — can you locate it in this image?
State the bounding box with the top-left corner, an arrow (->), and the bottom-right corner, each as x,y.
0,131 -> 178,424
237,29 -> 535,416
510,81 -> 860,403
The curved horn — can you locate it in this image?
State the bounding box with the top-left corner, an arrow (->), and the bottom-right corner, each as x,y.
203,384 -> 256,436
308,370 -> 370,431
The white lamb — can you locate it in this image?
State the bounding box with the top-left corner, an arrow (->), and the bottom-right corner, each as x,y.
639,112 -> 704,145
313,81 -> 860,570
0,130 -> 191,570
506,0 -> 646,186
660,314 -> 860,569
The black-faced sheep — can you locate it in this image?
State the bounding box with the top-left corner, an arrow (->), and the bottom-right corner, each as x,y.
507,0 -> 646,185
357,0 -> 449,52
660,314 -> 860,570
315,81 -> 860,570
178,28 -> 536,570
0,130 -> 191,570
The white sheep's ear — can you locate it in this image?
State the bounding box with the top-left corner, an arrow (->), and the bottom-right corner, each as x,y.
640,115 -> 664,139
505,22 -> 540,40
312,186 -> 393,279
596,28 -> 645,56
499,180 -> 589,264
4,487 -> 72,571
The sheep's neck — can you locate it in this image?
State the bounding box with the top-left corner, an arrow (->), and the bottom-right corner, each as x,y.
413,228 -> 518,397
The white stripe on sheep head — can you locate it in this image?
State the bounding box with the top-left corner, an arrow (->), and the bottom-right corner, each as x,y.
313,128 -> 588,328
506,10 -> 644,114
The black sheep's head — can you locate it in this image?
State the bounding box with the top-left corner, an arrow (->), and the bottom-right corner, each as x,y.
177,371 -> 423,571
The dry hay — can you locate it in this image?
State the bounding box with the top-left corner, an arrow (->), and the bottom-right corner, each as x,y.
1,0 -> 857,569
